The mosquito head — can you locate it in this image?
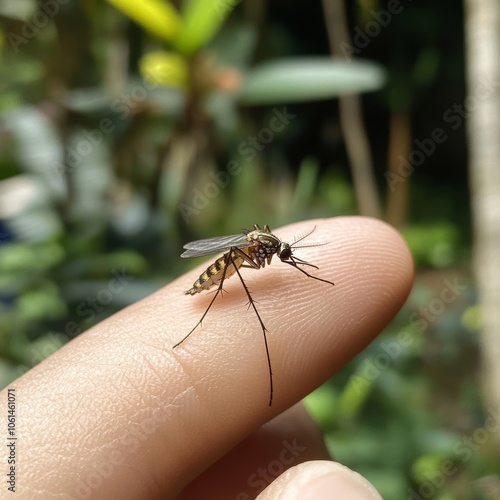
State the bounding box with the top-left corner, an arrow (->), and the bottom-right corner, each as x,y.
277,242 -> 293,261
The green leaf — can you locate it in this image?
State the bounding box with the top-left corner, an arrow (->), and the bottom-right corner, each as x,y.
304,385 -> 339,428
238,58 -> 386,105
339,366 -> 375,419
107,0 -> 181,44
176,0 -> 237,55
17,285 -> 67,322
139,51 -> 188,88
0,242 -> 64,275
401,223 -> 459,268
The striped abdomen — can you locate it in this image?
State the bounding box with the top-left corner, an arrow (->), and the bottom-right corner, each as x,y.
185,250 -> 245,295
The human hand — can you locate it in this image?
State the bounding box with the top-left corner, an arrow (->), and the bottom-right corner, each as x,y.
2,217 -> 413,499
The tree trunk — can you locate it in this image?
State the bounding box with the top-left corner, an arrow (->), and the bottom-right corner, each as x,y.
465,0 -> 500,434
385,111 -> 412,227
322,0 -> 382,218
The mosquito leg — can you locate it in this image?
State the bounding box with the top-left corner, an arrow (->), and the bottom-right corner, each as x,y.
284,258 -> 335,286
289,255 -> 320,270
230,248 -> 274,407
173,251 -> 232,349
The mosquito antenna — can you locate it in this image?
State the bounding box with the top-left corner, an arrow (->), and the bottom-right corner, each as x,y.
291,226 -> 330,250
291,226 -> 317,247
293,241 -> 330,250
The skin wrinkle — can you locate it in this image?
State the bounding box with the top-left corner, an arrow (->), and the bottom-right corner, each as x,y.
173,340 -> 227,404
175,350 -> 212,408
24,335 -> 189,497
140,354 -> 171,395
175,319 -> 267,404
126,340 -> 187,404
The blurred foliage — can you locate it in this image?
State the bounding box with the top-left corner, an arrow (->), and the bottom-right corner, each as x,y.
0,0 -> 492,499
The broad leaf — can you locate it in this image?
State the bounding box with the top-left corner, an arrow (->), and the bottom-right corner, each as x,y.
238,58 -> 386,105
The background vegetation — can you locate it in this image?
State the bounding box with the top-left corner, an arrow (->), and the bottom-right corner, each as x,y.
0,1 -> 495,498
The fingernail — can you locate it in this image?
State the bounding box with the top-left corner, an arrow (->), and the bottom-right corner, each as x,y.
284,461 -> 382,500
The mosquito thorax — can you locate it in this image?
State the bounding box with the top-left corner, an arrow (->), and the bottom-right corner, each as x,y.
247,229 -> 279,249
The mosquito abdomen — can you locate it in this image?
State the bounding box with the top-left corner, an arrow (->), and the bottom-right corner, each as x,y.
185,252 -> 244,295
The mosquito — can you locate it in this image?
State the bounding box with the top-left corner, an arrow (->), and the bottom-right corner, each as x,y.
173,224 -> 335,406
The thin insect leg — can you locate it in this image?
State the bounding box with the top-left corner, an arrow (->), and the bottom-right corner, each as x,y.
173,251 -> 232,349
240,264 -> 258,268
231,248 -> 274,407
284,258 -> 335,286
230,248 -> 262,308
240,259 -> 260,269
290,255 -> 320,270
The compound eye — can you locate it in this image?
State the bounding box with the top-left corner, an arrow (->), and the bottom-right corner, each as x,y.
279,247 -> 292,260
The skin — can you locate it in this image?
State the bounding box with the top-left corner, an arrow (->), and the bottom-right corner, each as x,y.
3,217 -> 413,499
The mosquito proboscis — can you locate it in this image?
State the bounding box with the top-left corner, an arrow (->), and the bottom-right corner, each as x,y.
174,224 -> 335,406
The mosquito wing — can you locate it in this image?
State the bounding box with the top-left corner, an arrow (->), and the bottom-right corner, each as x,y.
181,232 -> 250,258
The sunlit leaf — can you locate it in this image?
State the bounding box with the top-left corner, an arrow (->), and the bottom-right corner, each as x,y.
0,242 -> 64,274
411,453 -> 453,484
17,285 -> 66,322
140,51 -> 188,88
107,0 -> 181,44
339,366 -> 375,419
176,0 -> 237,55
304,385 -> 339,428
238,58 -> 386,105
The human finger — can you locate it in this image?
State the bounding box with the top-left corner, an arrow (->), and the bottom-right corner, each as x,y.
9,216 -> 412,498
